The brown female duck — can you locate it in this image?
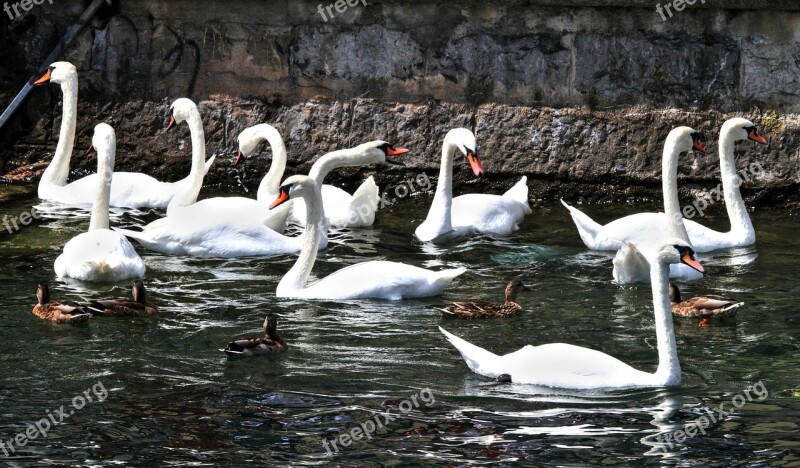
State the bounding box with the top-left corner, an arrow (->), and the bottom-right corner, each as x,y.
224,314 -> 288,357
86,280 -> 158,317
438,279 -> 530,319
32,282 -> 90,323
669,281 -> 742,319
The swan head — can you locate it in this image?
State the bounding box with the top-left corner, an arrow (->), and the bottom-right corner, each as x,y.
354,140 -> 410,166
445,128 -> 483,176
505,278 -> 531,302
270,175 -> 317,209
263,313 -> 279,336
36,281 -> 50,305
167,98 -> 199,130
656,240 -> 704,274
235,124 -> 282,165
90,123 -> 116,154
722,118 -> 768,145
667,126 -> 706,154
34,61 -> 76,86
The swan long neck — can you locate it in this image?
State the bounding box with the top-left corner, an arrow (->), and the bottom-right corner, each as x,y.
166,110 -> 207,215
426,138 -> 456,234
40,77 -> 78,188
255,127 -> 288,202
89,141 -> 114,231
718,130 -> 755,242
662,135 -> 690,243
279,183 -> 323,292
308,147 -> 372,186
650,257 -> 681,386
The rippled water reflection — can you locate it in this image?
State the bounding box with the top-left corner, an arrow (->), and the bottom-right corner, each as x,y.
1,190 -> 798,465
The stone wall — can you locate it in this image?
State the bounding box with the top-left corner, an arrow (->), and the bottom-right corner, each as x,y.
0,0 -> 798,203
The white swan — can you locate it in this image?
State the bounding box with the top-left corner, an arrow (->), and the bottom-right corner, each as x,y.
271,175 -> 466,300
682,118 -> 766,251
159,124 -> 291,233
34,62 -> 213,208
440,239 -> 704,389
115,141 -> 395,257
54,124 -> 145,282
291,143 -> 409,228
415,128 -> 531,242
561,127 -> 705,283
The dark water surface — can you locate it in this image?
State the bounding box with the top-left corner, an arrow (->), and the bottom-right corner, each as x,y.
1,189 -> 798,466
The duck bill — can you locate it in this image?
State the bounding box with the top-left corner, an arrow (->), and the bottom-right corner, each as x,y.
233,149 -> 243,167
681,253 -> 705,274
748,131 -> 767,145
34,69 -> 52,86
86,144 -> 96,158
166,116 -> 176,131
269,190 -> 289,210
467,152 -> 484,176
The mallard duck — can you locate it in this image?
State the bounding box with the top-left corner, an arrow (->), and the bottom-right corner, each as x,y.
224,314 -> 288,357
32,282 -> 90,323
437,279 -> 530,319
669,281 -> 742,319
86,280 -> 158,317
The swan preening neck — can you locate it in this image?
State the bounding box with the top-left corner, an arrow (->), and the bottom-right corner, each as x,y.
271,175 -> 323,292
718,118 -> 764,244
663,127 -> 705,243
237,124 -> 288,202
166,99 -> 208,214
88,123 -> 116,232
424,128 -> 482,239
36,62 -> 78,192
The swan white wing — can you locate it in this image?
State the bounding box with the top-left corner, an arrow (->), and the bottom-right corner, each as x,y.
178,197 -> 290,233
117,215 -> 301,258
54,229 -> 145,282
683,219 -> 744,253
41,172 -> 179,208
339,176 -> 379,227
292,183 -> 376,228
451,194 -> 528,235
281,261 -> 465,300
440,328 -> 655,389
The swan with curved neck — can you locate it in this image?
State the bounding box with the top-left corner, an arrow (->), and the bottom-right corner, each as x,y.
271,174 -> 465,300
291,142 -> 409,229
415,128 -> 531,242
440,239 -> 703,388
34,62 -> 213,209
682,118 -> 766,251
54,124 -> 145,282
115,141 -> 399,257
162,124 -> 291,232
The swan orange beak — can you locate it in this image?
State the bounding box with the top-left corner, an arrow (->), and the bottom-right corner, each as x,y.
467,151 -> 484,177
34,69 -> 52,86
748,130 -> 767,145
167,115 -> 176,131
693,140 -> 706,154
269,189 -> 290,210
681,252 -> 705,274
386,146 -> 409,165
233,149 -> 243,167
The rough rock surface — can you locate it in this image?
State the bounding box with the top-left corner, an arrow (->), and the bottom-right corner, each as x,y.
0,0 -> 798,205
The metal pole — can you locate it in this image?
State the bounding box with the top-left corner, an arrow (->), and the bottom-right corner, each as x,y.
0,0 -> 112,131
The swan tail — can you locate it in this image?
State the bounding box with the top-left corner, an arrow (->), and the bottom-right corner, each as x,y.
439,326 -> 500,377
348,176 -> 380,226
612,241 -> 650,284
431,267 -> 466,291
560,198 -> 604,248
503,176 -> 532,213
203,155 -> 216,175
